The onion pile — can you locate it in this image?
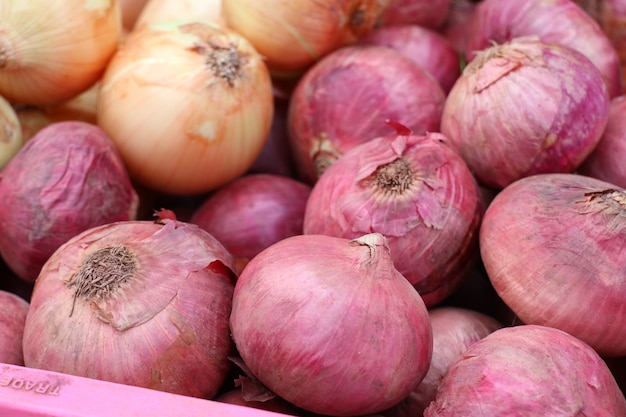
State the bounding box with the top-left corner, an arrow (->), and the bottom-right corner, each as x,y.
22,214 -> 237,399
424,325 -> 626,416
441,36 -> 610,189
0,121 -> 139,282
480,173 -> 626,357
230,233 -> 432,416
288,45 -> 446,184
303,124 -> 483,307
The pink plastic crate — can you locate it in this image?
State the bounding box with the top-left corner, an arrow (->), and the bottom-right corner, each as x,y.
0,363 -> 288,417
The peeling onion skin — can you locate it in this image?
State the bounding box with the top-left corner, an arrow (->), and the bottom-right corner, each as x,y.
0,121 -> 139,283
441,37 -> 610,190
480,173 -> 626,357
230,233 -> 433,417
22,219 -> 237,399
288,45 -> 446,184
424,325 -> 626,416
303,131 -> 484,307
579,95 -> 626,188
464,0 -> 623,98
190,173 -> 312,261
0,290 -> 29,366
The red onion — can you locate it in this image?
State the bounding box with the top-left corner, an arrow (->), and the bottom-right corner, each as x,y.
358,25 -> 461,94
441,37 -> 610,189
230,233 -> 433,417
424,325 -> 626,416
303,124 -> 483,307
0,121 -> 139,282
190,173 -> 311,262
379,0 -> 451,30
480,173 -> 626,357
0,290 -> 29,366
440,0 -> 478,54
383,307 -> 502,417
578,96 -> 626,188
288,45 -> 446,184
464,0 -> 623,98
22,215 -> 236,399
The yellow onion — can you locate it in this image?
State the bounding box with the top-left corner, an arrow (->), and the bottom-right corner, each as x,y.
134,0 -> 225,29
0,95 -> 22,169
97,20 -> 274,195
222,0 -> 390,76
0,0 -> 122,106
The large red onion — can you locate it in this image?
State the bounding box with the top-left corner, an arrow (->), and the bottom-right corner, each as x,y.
190,173 -> 311,262
480,173 -> 626,357
303,125 -> 483,307
383,307 -> 502,417
579,95 -> 626,188
379,0 -> 451,29
22,215 -> 236,399
0,121 -> 139,282
441,36 -> 610,189
464,0 -> 622,98
358,24 -> 461,94
424,325 -> 626,416
230,233 -> 433,417
288,45 -> 446,184
0,290 -> 29,366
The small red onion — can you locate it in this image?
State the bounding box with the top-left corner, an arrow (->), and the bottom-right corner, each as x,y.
382,307 -> 502,417
464,0 -> 622,98
578,95 -> 626,188
23,216 -> 236,398
190,173 -> 311,263
0,121 -> 139,282
480,173 -> 626,357
424,325 -> 626,416
379,0 -> 451,29
303,125 -> 483,307
441,37 -> 610,189
288,45 -> 446,184
0,290 -> 29,366
230,233 -> 433,417
358,25 -> 461,94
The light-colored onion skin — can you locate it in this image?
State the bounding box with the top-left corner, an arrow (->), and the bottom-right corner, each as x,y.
23,219 -> 236,399
383,307 -> 503,417
464,0 -> 622,98
423,325 -> 626,416
0,95 -> 22,169
379,0 -> 451,29
303,131 -> 483,307
0,290 -> 29,366
0,121 -> 139,283
358,24 -> 461,94
230,233 -> 433,417
480,173 -> 626,357
579,95 -> 626,188
190,173 -> 312,261
288,45 -> 446,184
441,37 -> 610,190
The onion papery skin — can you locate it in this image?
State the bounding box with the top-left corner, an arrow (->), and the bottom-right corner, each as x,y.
190,173 -> 312,261
0,95 -> 22,169
221,0 -> 388,76
358,24 -> 461,94
441,37 -> 610,190
230,233 -> 433,417
578,95 -> 626,189
0,0 -> 122,106
464,0 -> 622,98
0,290 -> 29,366
383,307 -> 502,417
379,0 -> 451,30
23,218 -> 237,399
288,45 -> 446,184
0,121 -> 139,283
423,325 -> 626,416
97,20 -> 274,196
214,388 -> 301,416
303,131 -> 483,307
480,173 -> 626,357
